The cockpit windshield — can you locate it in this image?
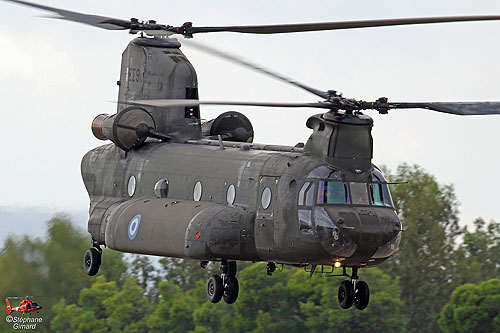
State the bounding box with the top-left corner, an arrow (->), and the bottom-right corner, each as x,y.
302,166 -> 395,208
317,181 -> 349,204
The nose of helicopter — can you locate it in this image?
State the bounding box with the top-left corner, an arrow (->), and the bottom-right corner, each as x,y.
316,205 -> 401,264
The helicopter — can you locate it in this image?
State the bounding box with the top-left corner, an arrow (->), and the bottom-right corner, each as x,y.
4,0 -> 500,310
5,296 -> 42,315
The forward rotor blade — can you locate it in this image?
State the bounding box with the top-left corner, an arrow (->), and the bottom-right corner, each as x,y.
188,16 -> 500,35
183,40 -> 329,99
390,102 -> 500,115
2,0 -> 131,30
126,99 -> 332,109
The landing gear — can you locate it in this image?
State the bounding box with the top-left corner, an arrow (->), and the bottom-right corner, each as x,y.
337,267 -> 370,310
266,262 -> 276,276
206,261 -> 239,304
83,241 -> 102,276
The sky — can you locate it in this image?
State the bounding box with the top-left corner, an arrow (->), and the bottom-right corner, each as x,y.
0,0 -> 499,233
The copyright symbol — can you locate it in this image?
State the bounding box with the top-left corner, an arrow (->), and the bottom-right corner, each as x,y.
6,315 -> 13,323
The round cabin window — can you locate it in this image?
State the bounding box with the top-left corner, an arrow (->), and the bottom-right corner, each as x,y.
261,187 -> 272,209
127,175 -> 136,197
193,181 -> 202,201
154,178 -> 169,198
226,184 -> 236,205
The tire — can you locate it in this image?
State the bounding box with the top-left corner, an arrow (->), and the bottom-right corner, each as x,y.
338,280 -> 354,309
207,275 -> 223,303
227,261 -> 237,277
354,280 -> 370,310
223,276 -> 239,304
83,248 -> 101,276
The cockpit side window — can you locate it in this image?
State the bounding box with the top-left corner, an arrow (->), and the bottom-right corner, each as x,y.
305,183 -> 315,206
298,209 -> 313,234
370,183 -> 384,206
370,169 -> 395,207
298,182 -> 315,234
298,182 -> 310,206
317,181 -> 349,204
298,182 -> 316,207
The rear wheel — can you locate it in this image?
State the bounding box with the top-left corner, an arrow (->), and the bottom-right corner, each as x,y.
207,275 -> 223,303
83,248 -> 101,276
338,280 -> 354,309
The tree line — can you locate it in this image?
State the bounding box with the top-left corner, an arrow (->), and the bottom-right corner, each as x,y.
0,164 -> 499,332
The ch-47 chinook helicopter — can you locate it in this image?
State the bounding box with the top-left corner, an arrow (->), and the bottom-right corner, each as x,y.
5,0 -> 500,310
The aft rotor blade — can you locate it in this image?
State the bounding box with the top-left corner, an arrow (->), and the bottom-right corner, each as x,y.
127,99 -> 332,109
390,102 -> 500,115
183,40 -> 329,99
188,16 -> 500,35
2,0 -> 132,30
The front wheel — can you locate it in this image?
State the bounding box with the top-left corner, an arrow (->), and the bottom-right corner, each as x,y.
338,280 -> 354,309
207,275 -> 223,303
223,276 -> 239,304
354,280 -> 370,310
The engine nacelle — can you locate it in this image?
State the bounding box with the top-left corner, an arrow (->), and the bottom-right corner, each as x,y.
202,111 -> 254,143
91,106 -> 156,151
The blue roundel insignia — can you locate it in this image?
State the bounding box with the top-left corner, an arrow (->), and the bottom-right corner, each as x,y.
128,215 -> 141,240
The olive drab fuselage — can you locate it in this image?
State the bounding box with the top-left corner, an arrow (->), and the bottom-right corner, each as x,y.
81,36 -> 402,269
81,136 -> 401,268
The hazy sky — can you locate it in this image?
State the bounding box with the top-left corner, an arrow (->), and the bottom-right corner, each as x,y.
0,0 -> 499,231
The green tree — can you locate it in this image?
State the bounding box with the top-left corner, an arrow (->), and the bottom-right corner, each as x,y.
146,280 -> 196,332
51,276 -> 152,333
381,164 -> 463,332
129,254 -> 157,292
454,218 -> 500,284
158,257 -> 221,290
439,279 -> 500,332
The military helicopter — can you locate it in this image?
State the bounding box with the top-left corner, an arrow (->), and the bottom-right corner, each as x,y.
5,0 -> 500,310
5,296 -> 42,315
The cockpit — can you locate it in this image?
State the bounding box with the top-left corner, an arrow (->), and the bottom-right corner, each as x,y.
298,166 -> 394,208
297,165 -> 396,238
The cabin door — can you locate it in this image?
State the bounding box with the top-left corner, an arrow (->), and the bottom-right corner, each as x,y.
255,176 -> 279,258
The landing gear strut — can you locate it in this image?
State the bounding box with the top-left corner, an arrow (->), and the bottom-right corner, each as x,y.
337,267 -> 370,310
206,261 -> 239,304
83,239 -> 102,276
